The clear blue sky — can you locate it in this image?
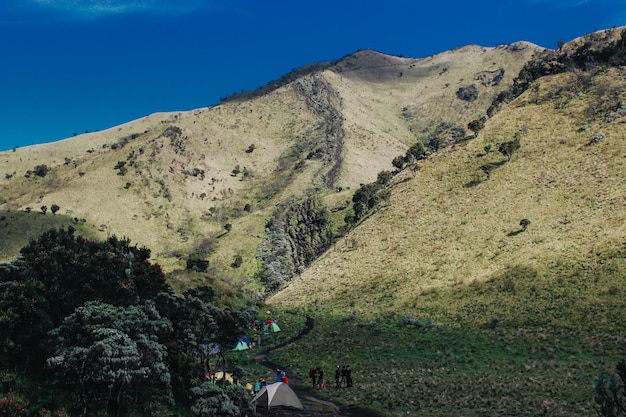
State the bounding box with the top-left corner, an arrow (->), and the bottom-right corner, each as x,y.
1,0 -> 624,151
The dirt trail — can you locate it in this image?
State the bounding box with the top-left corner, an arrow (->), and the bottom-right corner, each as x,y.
253,316 -> 381,417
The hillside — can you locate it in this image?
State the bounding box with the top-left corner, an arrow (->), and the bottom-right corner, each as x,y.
269,29 -> 626,329
0,42 -> 539,284
1,26 -> 626,417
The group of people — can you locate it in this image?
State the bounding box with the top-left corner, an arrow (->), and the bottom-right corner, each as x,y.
309,365 -> 353,390
334,365 -> 353,389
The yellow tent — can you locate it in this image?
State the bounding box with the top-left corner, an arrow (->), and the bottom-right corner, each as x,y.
214,371 -> 234,384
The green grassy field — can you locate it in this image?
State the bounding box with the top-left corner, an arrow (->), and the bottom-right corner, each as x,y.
266,311 -> 624,417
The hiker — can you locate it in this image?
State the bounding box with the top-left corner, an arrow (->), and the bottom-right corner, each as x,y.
315,367 -> 325,390
340,366 -> 347,387
281,373 -> 289,384
335,366 -> 341,389
309,367 -> 316,387
346,365 -> 353,387
276,368 -> 285,383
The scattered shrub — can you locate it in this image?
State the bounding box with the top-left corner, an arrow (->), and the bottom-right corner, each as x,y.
33,164 -> 49,178
589,132 -> 605,144
456,84 -> 479,102
231,255 -> 243,268
468,118 -> 486,137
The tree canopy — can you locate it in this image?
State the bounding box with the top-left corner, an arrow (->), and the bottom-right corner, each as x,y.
0,227 -> 256,417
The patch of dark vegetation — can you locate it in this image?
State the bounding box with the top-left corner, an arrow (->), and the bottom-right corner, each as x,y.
24,164 -> 50,179
258,196 -> 333,293
488,27 -> 626,118
474,67 -> 505,87
456,84 -> 479,102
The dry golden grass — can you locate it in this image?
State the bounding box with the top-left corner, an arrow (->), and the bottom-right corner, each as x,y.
0,43 -> 541,281
268,67 -> 626,321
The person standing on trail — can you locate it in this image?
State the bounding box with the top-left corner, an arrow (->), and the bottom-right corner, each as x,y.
276,369 -> 285,383
346,365 -> 353,387
309,367 -> 316,387
340,366 -> 347,387
335,366 -> 341,389
315,367 -> 325,390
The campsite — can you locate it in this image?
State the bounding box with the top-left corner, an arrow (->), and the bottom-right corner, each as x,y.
218,314 -> 381,417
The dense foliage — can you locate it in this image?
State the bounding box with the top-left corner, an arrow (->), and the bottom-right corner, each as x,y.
258,196 -> 333,293
0,227 -> 255,416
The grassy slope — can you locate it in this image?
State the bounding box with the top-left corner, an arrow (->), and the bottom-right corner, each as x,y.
265,56 -> 626,417
0,45 -> 537,282
1,30 -> 624,417
268,68 -> 626,326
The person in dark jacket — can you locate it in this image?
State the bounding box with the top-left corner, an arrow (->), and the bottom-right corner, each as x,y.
345,365 -> 353,387
315,367 -> 324,390
309,367 -> 316,387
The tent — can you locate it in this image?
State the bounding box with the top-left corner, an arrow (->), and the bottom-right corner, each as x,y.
214,372 -> 234,384
232,337 -> 251,351
263,320 -> 281,333
252,382 -> 303,410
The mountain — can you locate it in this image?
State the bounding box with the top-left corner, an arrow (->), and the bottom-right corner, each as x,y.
0,41 -> 539,285
2,27 -> 626,417
269,28 -> 626,326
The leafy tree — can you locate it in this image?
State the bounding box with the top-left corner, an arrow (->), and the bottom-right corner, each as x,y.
0,393 -> 28,417
0,227 -> 167,370
224,385 -> 255,417
50,204 -> 60,215
468,118 -> 486,137
406,141 -> 426,160
189,382 -> 237,417
595,359 -> 626,417
207,305 -> 254,387
377,170 -> 393,186
153,290 -> 219,399
46,301 -> 173,416
40,205 -> 47,215
456,84 -> 479,102
187,256 -> 209,272
33,164 -> 49,178
392,155 -> 406,170
231,255 -> 243,268
519,219 -> 531,231
497,137 -> 521,160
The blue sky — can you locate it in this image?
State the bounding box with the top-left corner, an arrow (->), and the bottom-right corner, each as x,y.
0,0 -> 624,151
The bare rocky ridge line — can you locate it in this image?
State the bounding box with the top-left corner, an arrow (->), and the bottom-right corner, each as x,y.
292,75 -> 344,190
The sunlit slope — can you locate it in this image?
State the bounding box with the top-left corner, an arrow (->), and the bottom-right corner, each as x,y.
0,44 -> 539,274
323,43 -> 540,187
269,67 -> 626,327
0,86 -> 319,268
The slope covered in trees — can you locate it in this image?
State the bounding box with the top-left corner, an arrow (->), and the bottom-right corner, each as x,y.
0,227 -> 254,416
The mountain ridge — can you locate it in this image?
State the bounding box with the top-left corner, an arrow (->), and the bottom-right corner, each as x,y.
1,40 -> 540,278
